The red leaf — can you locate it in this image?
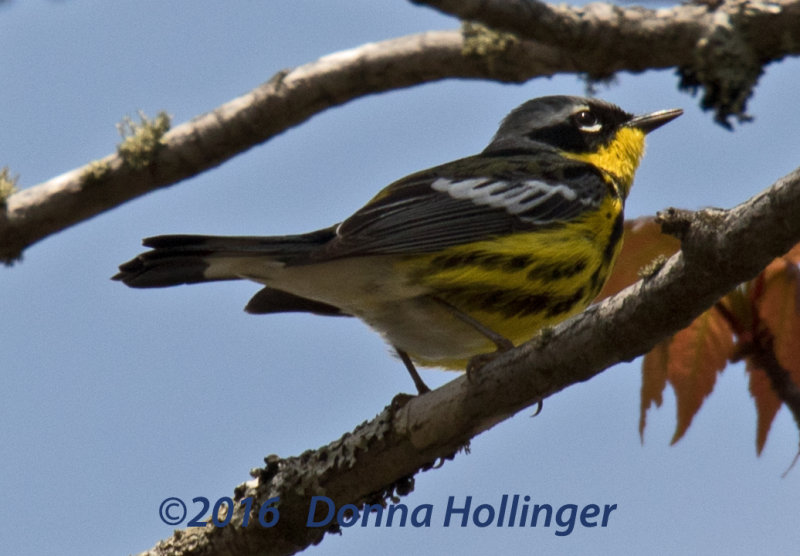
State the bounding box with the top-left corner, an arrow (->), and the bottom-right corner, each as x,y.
640,339 -> 670,442
746,360 -> 782,455
764,242 -> 800,272
667,309 -> 735,444
757,260 -> 800,388
597,217 -> 681,300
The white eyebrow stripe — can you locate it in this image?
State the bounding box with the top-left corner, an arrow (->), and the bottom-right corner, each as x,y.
580,122 -> 603,133
432,177 -> 578,216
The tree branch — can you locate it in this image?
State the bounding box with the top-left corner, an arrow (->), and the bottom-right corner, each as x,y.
413,0 -> 800,124
720,294 -> 800,435
4,0 -> 800,261
139,166 -> 800,555
750,336 -> 800,435
0,30 -> 565,263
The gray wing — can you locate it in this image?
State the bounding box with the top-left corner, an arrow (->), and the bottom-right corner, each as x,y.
321,153 -> 609,257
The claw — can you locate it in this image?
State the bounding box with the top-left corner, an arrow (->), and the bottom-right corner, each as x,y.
391,392 -> 416,410
466,337 -> 515,379
466,351 -> 501,378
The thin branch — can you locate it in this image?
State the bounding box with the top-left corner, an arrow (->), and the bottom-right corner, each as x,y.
0,30 -> 564,263
716,296 -> 800,434
139,166 -> 800,555
750,336 -> 800,435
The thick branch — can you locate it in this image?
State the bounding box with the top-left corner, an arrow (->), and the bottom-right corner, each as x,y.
413,0 -> 800,69
414,0 -> 707,69
414,0 -> 800,124
140,167 -> 800,555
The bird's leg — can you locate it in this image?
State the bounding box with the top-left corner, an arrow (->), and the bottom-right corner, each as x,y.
433,296 -> 513,351
394,346 -> 431,394
431,296 -> 514,377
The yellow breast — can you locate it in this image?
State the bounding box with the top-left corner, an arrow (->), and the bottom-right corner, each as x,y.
399,193 -> 625,368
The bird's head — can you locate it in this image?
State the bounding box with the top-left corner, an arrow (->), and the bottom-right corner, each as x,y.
484,95 -> 682,196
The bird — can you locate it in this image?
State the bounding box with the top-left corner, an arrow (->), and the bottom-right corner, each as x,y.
114,95 -> 682,394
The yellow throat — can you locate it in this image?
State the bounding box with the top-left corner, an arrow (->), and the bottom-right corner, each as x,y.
562,127 -> 646,198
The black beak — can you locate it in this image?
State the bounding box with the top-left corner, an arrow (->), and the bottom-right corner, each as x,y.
627,108 -> 683,134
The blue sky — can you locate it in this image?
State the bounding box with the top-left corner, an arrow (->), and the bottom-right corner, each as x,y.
2,1 -> 799,555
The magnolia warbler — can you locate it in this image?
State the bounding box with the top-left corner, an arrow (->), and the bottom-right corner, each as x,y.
115,96 -> 681,393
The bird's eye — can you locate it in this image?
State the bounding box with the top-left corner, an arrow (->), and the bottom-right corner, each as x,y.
574,110 -> 602,133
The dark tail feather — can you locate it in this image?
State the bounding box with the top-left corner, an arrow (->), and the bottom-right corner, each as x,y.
113,227 -> 336,288
244,287 -> 349,316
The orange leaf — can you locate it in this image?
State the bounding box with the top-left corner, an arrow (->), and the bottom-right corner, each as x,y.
640,339 -> 670,442
667,309 -> 735,444
597,217 -> 681,300
757,260 -> 800,387
785,242 -> 800,265
746,360 -> 782,455
762,242 -> 800,277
